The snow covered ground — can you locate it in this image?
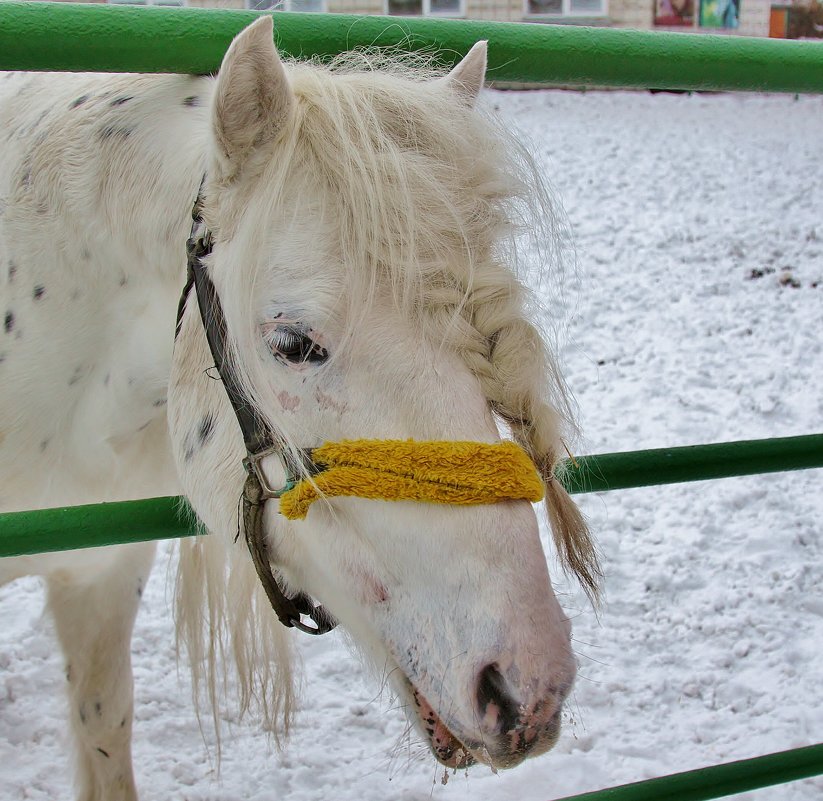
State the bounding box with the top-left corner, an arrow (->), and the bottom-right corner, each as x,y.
2,89 -> 822,801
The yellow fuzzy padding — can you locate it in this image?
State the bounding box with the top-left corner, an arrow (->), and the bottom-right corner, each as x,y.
278,439 -> 544,520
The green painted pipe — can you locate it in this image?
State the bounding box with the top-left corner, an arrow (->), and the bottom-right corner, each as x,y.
561,432 -> 823,494
0,496 -> 190,558
553,741 -> 823,801
2,2 -> 823,93
0,434 -> 820,557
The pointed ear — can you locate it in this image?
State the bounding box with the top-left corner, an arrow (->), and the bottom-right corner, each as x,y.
212,16 -> 293,179
441,41 -> 487,107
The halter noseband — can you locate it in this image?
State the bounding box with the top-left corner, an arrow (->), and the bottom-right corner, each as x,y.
177,189 -> 337,636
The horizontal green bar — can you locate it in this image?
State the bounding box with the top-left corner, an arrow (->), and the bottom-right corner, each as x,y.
561,433 -> 823,494
0,496 -> 190,558
0,434 -> 820,557
2,3 -> 823,93
553,741 -> 823,801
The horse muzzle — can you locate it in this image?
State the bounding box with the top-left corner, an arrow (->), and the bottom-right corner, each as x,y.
408,660 -> 572,771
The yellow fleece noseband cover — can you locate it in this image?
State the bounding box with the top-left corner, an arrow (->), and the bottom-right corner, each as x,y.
278,439 -> 545,520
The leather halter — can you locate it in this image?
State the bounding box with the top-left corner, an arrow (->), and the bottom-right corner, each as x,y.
176,189 -> 336,636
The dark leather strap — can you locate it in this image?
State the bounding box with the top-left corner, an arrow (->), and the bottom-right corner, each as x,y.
243,474 -> 337,635
176,187 -> 337,636
187,227 -> 276,457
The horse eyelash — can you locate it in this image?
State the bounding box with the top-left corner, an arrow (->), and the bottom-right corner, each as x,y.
261,322 -> 328,365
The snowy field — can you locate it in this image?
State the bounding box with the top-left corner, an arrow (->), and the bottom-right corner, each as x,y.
1,89 -> 822,800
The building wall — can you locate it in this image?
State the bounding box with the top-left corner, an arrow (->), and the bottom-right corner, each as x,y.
96,0 -> 771,36
185,0 -> 242,8
329,0 -> 384,13
466,0 -> 521,22
609,0 -> 650,27
737,0 -> 771,35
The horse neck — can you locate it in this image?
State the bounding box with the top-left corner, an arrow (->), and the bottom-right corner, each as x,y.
11,75 -> 213,283
99,75 -> 213,280
0,72 -> 215,508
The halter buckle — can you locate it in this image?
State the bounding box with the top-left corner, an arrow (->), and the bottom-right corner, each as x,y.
243,445 -> 319,501
243,445 -> 295,500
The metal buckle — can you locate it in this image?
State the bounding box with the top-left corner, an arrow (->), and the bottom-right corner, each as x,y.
243,446 -> 321,501
243,445 -> 295,500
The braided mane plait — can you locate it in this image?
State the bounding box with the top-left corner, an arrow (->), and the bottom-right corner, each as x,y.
459,269 -> 603,604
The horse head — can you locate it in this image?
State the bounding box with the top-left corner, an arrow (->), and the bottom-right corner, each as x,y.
169,17 -> 600,771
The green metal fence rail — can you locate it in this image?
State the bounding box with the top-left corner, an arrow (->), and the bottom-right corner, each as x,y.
562,432 -> 823,494
3,2 -> 823,93
551,742 -> 823,801
2,433 -> 820,558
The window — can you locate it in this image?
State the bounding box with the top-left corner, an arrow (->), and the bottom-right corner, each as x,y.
525,0 -> 606,16
248,0 -> 327,11
385,0 -> 464,17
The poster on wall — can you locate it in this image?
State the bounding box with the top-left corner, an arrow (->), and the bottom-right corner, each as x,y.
654,0 -> 695,26
699,0 -> 740,28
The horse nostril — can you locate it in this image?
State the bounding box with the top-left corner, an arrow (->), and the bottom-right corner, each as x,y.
476,663 -> 520,735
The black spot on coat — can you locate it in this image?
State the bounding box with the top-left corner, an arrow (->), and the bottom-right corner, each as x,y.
33,284 -> 45,300
31,109 -> 48,129
110,96 -> 133,106
70,95 -> 89,109
198,413 -> 216,446
99,126 -> 133,142
68,365 -> 84,386
184,413 -> 216,461
183,95 -> 200,107
4,311 -> 14,333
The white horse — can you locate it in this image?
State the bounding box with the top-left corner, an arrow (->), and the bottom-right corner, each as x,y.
0,17 -> 599,801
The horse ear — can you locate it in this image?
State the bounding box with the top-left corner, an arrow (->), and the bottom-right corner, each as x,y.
441,41 -> 487,107
212,16 -> 293,179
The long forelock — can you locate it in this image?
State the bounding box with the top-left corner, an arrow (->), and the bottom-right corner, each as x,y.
290,58 -> 525,324
269,57 -> 558,345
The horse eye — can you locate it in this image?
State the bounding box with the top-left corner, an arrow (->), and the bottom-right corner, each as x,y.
267,325 -> 328,365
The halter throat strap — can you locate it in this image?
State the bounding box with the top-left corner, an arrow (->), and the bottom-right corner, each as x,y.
177,188 -> 336,636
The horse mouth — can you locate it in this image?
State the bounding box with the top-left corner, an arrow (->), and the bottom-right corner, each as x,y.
403,673 -> 566,770
409,684 -> 476,769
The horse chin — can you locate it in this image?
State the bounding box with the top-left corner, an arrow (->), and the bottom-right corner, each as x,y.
408,682 -> 476,769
